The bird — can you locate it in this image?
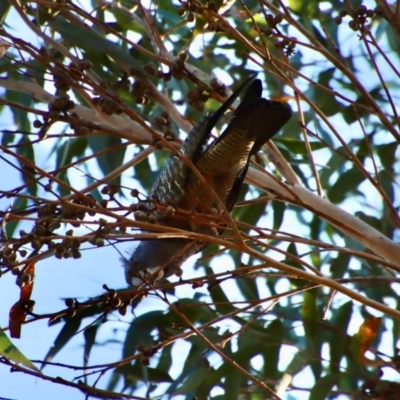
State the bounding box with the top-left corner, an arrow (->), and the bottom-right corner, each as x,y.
124,77 -> 292,286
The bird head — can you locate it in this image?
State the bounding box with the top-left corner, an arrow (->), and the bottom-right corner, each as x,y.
124,238 -> 197,286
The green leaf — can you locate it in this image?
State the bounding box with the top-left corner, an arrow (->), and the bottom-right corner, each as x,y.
272,200 -> 285,231
208,273 -> 237,315
310,214 -> 322,241
177,363 -> 211,394
5,85 -> 32,133
43,315 -> 82,366
288,0 -> 318,16
49,17 -> 144,72
169,336 -> 208,394
342,87 -> 384,124
235,273 -> 260,302
355,212 -> 382,232
278,138 -> 327,155
285,351 -> 312,376
329,301 -> 352,373
327,166 -> 365,204
301,288 -> 318,346
235,198 -> 265,233
156,345 -> 172,374
115,363 -> 173,383
378,170 -> 394,204
55,137 -> 87,196
0,1 -> 11,23
5,196 -> 27,238
123,311 -> 163,359
330,252 -> 350,279
87,135 -> 125,186
314,68 -> 342,117
394,299 -> 400,353
172,298 -> 216,324
223,368 -> 242,400
17,137 -> 37,196
286,243 -> 306,287
262,320 -> 283,381
83,324 -> 99,369
386,18 -> 400,53
0,328 -> 41,373
309,373 -> 341,400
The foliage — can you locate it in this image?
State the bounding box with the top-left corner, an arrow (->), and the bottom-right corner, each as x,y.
0,0 -> 400,399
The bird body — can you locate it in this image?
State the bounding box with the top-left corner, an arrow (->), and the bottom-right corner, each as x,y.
124,77 -> 292,285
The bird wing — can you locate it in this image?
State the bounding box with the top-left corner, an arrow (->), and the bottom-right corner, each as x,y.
149,76 -> 259,210
182,79 -> 292,214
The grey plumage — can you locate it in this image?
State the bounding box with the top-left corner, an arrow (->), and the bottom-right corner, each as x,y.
124,77 -> 292,286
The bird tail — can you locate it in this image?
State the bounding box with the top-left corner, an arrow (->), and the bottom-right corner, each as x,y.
215,78 -> 292,154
